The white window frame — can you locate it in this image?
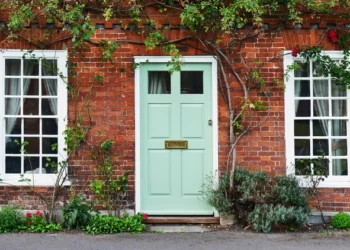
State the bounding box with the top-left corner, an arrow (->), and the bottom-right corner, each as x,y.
0,50 -> 68,186
285,50 -> 350,188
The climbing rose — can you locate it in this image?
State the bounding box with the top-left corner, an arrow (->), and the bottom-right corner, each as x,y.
143,213 -> 149,220
328,29 -> 338,43
26,212 -> 32,218
291,47 -> 299,57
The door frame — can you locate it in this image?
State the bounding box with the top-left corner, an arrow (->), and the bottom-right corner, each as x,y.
134,56 -> 218,216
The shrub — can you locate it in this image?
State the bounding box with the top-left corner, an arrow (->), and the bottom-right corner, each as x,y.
0,206 -> 24,233
83,213 -> 147,235
63,194 -> 96,230
22,211 -> 62,233
331,212 -> 350,229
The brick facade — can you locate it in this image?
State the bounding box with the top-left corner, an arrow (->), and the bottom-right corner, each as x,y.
0,14 -> 350,213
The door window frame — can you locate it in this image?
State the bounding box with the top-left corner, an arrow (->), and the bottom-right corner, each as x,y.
134,56 -> 218,214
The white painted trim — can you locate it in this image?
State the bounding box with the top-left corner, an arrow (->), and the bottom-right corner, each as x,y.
284,50 -> 350,187
134,56 -> 219,215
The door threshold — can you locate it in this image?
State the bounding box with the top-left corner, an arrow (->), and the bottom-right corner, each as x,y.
144,216 -> 220,224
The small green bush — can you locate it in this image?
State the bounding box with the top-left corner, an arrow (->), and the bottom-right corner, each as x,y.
83,213 -> 146,235
0,206 -> 24,233
63,195 -> 96,230
20,211 -> 62,233
331,212 -> 350,229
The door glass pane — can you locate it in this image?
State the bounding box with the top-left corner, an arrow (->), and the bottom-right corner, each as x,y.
5,78 -> 21,95
5,157 -> 21,173
295,100 -> 310,117
42,98 -> 57,115
313,139 -> 329,156
42,59 -> 57,76
332,139 -> 347,156
294,61 -> 310,77
332,120 -> 347,136
24,118 -> 40,134
181,71 -> 203,94
294,80 -> 310,97
23,98 -> 39,115
295,139 -> 310,156
148,71 -> 171,94
5,59 -> 21,76
332,100 -> 347,117
313,100 -> 329,116
313,120 -> 328,136
294,120 -> 309,136
333,159 -> 347,176
313,80 -> 328,97
24,59 -> 39,76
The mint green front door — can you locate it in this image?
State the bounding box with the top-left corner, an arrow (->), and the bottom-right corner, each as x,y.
140,63 -> 214,215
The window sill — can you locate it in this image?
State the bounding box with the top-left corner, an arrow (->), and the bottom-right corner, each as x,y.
0,177 -> 71,187
297,176 -> 350,188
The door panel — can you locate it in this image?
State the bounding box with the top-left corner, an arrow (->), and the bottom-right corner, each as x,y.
140,63 -> 213,215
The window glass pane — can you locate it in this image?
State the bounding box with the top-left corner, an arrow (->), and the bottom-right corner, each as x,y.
24,157 -> 40,174
313,120 -> 328,136
333,159 -> 347,176
5,98 -> 21,115
42,138 -> 58,154
332,139 -> 347,156
312,62 -> 328,77
24,137 -> 39,154
295,159 -> 311,175
5,59 -> 21,76
5,118 -> 21,135
5,157 -> 21,173
294,120 -> 309,136
331,81 -> 346,97
42,119 -> 58,135
332,100 -> 347,117
5,137 -> 21,154
313,80 -> 328,97
148,71 -> 171,94
24,79 -> 39,95
42,157 -> 58,174
42,79 -> 57,96
5,79 -> 21,95
42,59 -> 57,76
313,100 -> 329,116
294,80 -> 310,97
313,158 -> 329,176
295,139 -> 310,156
24,118 -> 40,134
313,139 -> 329,156
294,61 -> 310,77
23,98 -> 39,115
42,98 -> 57,115
24,59 -> 39,76
181,71 -> 203,94
332,120 -> 347,136
295,100 -> 310,117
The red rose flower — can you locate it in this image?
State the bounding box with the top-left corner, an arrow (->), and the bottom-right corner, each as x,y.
143,213 -> 149,220
328,29 -> 338,43
291,47 -> 299,57
35,211 -> 43,217
26,212 -> 32,218
28,220 -> 33,225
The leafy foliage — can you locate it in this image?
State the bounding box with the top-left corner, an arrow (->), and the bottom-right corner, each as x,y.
83,214 -> 146,235
0,206 -> 24,233
20,211 -> 62,233
331,212 -> 350,229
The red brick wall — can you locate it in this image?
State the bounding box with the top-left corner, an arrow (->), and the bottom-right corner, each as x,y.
0,17 -> 350,212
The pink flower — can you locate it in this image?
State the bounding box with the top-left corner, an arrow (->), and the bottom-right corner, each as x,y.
291,47 -> 299,57
26,213 -> 32,218
328,29 -> 338,43
35,211 -> 43,217
143,213 -> 149,220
